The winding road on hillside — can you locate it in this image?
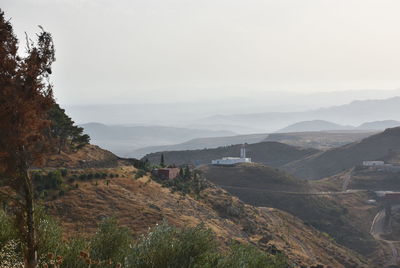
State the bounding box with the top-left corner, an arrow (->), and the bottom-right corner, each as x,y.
370,205 -> 400,267
218,185 -> 366,196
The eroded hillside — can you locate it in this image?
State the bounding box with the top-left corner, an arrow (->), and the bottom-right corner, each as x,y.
44,165 -> 371,267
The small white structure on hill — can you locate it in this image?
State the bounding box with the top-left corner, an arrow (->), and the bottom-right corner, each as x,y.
363,161 -> 385,167
211,144 -> 251,165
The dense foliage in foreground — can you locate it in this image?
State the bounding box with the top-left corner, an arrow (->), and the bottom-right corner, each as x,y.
0,210 -> 287,268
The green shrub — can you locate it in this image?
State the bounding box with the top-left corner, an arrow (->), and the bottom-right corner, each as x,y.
94,173 -> 101,179
217,243 -> 288,268
60,169 -> 68,177
0,211 -> 288,268
90,218 -> 132,265
134,169 -> 146,179
0,208 -> 64,266
128,222 -> 218,268
46,170 -> 63,190
35,207 -> 64,262
60,238 -> 88,268
0,210 -> 18,248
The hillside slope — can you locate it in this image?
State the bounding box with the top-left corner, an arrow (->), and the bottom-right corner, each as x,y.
45,144 -> 120,168
199,163 -> 386,265
282,127 -> 400,180
45,167 -> 371,267
143,141 -> 319,167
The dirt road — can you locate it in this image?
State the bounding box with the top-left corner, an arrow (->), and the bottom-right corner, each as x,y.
370,205 -> 400,267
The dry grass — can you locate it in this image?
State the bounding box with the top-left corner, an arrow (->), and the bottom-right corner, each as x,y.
45,165 -> 371,267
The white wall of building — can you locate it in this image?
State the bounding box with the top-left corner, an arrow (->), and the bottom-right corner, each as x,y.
211,157 -> 251,165
363,161 -> 385,166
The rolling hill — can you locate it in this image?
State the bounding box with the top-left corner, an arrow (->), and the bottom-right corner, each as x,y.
276,120 -> 353,133
357,120 -> 400,130
282,127 -> 400,180
142,141 -> 319,167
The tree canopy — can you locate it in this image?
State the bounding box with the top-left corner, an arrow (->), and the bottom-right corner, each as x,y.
0,9 -> 57,268
47,103 -> 90,153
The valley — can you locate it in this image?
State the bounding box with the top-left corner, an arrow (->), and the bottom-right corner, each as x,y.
3,4 -> 400,267
42,124 -> 400,267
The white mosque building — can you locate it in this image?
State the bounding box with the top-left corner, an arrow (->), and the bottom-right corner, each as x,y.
211,144 -> 251,165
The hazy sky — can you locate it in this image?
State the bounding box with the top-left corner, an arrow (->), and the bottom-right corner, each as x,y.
3,0 -> 400,105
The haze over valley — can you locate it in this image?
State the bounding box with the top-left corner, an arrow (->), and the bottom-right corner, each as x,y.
4,1 -> 400,267
76,95 -> 400,157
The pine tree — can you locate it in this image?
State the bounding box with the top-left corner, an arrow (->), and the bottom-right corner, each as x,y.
179,167 -> 184,178
160,154 -> 165,167
48,103 -> 90,153
184,165 -> 191,180
0,10 -> 56,268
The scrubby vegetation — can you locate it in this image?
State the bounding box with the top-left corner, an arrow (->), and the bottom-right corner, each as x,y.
31,169 -> 117,200
0,210 -> 287,268
153,167 -> 210,196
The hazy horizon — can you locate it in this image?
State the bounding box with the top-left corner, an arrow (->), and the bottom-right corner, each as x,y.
3,0 -> 400,107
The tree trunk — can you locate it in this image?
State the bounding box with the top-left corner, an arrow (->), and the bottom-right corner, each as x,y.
24,171 -> 37,268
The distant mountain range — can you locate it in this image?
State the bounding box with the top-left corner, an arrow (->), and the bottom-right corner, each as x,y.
132,120 -> 392,157
357,120 -> 400,130
132,133 -> 268,157
276,120 -> 353,133
196,97 -> 400,132
80,97 -> 400,158
282,127 -> 400,179
276,119 -> 400,133
80,123 -> 234,157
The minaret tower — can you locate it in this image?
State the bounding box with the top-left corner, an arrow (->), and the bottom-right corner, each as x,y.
240,144 -> 246,158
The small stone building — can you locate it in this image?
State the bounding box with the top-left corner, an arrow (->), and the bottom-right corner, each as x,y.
152,168 -> 180,180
